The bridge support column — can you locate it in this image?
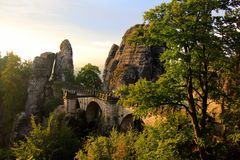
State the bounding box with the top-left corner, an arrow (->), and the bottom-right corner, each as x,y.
63,90 -> 78,113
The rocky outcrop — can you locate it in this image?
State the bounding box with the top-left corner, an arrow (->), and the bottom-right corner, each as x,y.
54,39 -> 74,82
24,39 -> 74,116
25,52 -> 55,116
12,40 -> 74,141
103,25 -> 164,90
11,112 -> 30,142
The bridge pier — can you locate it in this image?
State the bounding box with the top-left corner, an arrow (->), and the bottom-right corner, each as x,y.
63,90 -> 78,113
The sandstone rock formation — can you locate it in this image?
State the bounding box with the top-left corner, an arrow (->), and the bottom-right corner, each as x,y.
54,39 -> 74,82
24,39 -> 74,116
103,25 -> 164,90
25,52 -> 55,115
12,40 -> 74,141
11,112 -> 30,142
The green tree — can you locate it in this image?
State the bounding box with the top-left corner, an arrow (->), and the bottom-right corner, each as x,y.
0,54 -> 8,146
75,129 -> 137,160
76,63 -> 102,90
75,113 -> 194,160
12,113 -> 80,160
0,54 -> 8,73
218,7 -> 240,150
134,113 -> 195,160
217,6 -> 240,102
20,60 -> 32,83
0,54 -> 8,110
117,0 -> 239,159
0,53 -> 28,145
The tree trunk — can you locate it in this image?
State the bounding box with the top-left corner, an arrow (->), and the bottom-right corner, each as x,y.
191,117 -> 208,160
188,70 -> 207,160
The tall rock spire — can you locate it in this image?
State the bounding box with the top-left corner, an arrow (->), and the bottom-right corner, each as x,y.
54,39 -> 74,82
24,39 -> 74,116
25,52 -> 55,115
12,40 -> 74,141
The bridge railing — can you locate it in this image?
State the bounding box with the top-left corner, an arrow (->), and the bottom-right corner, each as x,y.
62,85 -> 119,103
96,91 -> 119,103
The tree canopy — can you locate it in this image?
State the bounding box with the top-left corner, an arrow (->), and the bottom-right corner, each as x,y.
12,113 -> 80,160
117,0 -> 240,159
76,63 -> 102,90
0,53 -> 32,146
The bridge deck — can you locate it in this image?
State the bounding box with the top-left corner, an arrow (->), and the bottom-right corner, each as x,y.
62,86 -> 119,103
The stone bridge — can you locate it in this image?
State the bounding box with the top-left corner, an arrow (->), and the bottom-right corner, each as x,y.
62,87 -> 134,132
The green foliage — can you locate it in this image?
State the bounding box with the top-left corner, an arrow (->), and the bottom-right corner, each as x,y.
118,0 -> 240,159
76,63 -> 102,90
0,55 -> 7,146
43,97 -> 62,116
65,72 -> 76,84
19,60 -> 33,82
75,129 -> 137,160
0,54 -> 7,74
0,147 -> 12,160
116,78 -> 186,117
0,53 -> 31,146
218,100 -> 240,157
219,6 -> 240,102
135,113 -> 195,160
75,113 -> 195,160
116,79 -> 162,117
12,113 -> 80,160
1,53 -> 25,113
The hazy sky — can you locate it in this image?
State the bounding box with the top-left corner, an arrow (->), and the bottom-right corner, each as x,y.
0,0 -> 169,70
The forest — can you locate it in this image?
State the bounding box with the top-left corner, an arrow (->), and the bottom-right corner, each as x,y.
1,0 -> 240,159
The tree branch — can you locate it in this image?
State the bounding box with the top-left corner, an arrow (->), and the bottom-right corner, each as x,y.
158,102 -> 192,115
193,87 -> 204,99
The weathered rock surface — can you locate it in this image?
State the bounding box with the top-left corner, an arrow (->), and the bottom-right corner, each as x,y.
25,52 -> 55,115
54,39 -> 74,82
25,39 -> 74,116
11,112 -> 30,142
12,40 -> 74,141
103,25 -> 164,90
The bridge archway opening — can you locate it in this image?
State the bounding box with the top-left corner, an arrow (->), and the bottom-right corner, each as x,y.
76,100 -> 80,109
86,101 -> 102,129
120,114 -> 133,132
120,114 -> 144,132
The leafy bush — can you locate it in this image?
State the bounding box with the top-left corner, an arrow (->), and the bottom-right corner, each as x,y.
75,112 -> 196,160
75,129 -> 136,160
43,97 -> 62,116
134,112 -> 195,160
12,113 -> 80,160
0,147 -> 12,160
76,63 -> 102,90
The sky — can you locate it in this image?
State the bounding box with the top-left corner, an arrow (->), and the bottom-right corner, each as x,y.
0,0 -> 169,71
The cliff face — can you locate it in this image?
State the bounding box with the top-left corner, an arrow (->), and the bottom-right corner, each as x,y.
103,25 -> 164,90
25,52 -> 55,115
25,39 -> 74,116
12,40 -> 74,141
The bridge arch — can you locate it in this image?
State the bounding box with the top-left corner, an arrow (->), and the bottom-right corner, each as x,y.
75,100 -> 80,109
86,101 -> 102,128
119,114 -> 133,132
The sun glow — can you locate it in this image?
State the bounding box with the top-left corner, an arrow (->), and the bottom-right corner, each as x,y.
0,0 -> 167,71
0,22 -> 115,71
0,23 -> 58,60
